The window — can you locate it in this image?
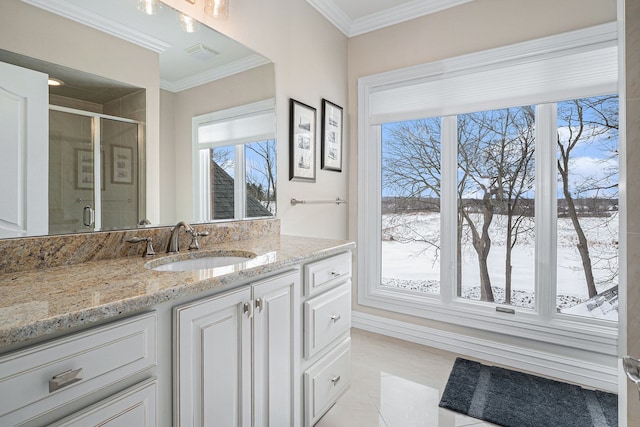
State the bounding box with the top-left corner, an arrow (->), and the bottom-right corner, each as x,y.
358,23 -> 619,352
193,99 -> 276,221
555,96 -> 619,320
379,99 -> 618,316
456,107 -> 536,308
381,118 -> 442,295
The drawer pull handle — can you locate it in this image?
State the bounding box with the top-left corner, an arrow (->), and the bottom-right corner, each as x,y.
49,368 -> 83,393
330,271 -> 341,277
330,314 -> 341,323
243,302 -> 253,319
255,298 -> 263,313
331,375 -> 341,385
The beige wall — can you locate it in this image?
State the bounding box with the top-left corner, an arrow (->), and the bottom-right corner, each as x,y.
345,0 -> 619,370
624,0 -> 640,422
162,0 -> 349,239
168,63 -> 276,222
0,0 -> 161,225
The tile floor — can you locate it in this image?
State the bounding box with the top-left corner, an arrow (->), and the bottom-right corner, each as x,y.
315,328 -> 498,427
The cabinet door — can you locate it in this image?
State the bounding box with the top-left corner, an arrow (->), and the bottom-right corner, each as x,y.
253,270 -> 300,427
174,287 -> 252,427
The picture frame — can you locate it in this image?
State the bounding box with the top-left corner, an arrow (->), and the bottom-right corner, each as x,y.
111,145 -> 134,184
321,99 -> 343,172
289,98 -> 316,182
76,149 -> 104,190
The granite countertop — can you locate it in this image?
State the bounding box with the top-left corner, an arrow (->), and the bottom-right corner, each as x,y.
0,235 -> 354,352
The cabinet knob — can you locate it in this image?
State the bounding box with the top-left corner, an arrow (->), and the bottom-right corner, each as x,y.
330,314 -> 341,323
49,368 -> 83,393
330,375 -> 341,385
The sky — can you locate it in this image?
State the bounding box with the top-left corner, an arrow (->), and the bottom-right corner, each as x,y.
381,96 -> 619,201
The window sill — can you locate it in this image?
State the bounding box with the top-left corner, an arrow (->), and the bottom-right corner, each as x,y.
359,285 -> 618,356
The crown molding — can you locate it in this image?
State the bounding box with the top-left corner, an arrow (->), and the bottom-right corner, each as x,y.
307,0 -> 474,37
21,0 -> 172,53
305,0 -> 352,36
350,0 -> 474,37
160,54 -> 271,92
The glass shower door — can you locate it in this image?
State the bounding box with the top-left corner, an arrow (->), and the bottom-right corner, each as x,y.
48,110 -> 141,234
101,118 -> 140,231
48,109 -> 97,234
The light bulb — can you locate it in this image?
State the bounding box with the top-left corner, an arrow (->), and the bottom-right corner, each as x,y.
137,0 -> 161,15
178,13 -> 200,33
204,0 -> 229,20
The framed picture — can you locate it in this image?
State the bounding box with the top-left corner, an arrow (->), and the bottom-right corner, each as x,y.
321,99 -> 343,172
112,145 -> 133,184
289,98 -> 316,182
76,149 -> 104,190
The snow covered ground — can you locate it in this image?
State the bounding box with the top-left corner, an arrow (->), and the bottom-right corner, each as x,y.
381,211 -> 618,320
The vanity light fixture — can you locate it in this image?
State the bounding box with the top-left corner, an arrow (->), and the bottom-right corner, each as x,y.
178,13 -> 200,32
204,0 -> 229,20
137,0 -> 162,15
48,78 -> 64,87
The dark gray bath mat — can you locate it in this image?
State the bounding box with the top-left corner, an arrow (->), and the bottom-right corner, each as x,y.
439,357 -> 617,427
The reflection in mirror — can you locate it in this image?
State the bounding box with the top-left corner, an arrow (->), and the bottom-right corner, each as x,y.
193,100 -> 276,222
0,0 -> 276,239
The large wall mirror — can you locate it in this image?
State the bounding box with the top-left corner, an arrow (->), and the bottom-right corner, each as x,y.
0,0 -> 276,239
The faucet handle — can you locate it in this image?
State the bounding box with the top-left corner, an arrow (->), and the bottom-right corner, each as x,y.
127,236 -> 157,257
188,230 -> 209,250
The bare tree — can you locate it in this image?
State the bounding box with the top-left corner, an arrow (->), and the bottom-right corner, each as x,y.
557,95 -> 618,298
246,140 -> 277,212
457,107 -> 535,303
457,112 -> 501,302
382,119 -> 442,258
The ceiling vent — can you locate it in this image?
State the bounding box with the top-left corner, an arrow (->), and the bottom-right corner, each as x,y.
185,44 -> 219,61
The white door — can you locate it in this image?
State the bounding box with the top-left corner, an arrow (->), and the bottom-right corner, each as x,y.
0,61 -> 48,237
174,287 -> 252,427
253,270 -> 300,427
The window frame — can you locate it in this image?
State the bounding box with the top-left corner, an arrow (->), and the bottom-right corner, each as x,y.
357,24 -> 620,355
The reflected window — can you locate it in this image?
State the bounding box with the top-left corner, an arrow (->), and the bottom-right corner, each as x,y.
193,99 -> 276,221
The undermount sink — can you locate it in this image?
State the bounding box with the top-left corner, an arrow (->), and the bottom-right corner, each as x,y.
145,250 -> 256,272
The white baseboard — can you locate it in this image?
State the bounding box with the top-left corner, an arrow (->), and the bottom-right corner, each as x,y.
352,311 -> 618,392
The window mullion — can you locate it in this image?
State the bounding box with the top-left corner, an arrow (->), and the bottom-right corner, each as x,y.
235,144 -> 246,219
535,103 -> 558,322
441,116 -> 458,305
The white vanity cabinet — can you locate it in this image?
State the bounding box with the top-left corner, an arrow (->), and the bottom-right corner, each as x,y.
302,252 -> 352,426
0,312 -> 157,427
174,269 -> 300,427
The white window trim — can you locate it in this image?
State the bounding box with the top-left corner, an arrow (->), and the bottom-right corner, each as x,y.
192,99 -> 275,222
357,23 -> 620,355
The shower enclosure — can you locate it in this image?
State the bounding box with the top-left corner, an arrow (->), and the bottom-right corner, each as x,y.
48,106 -> 144,234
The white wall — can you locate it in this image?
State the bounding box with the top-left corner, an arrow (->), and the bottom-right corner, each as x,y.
161,0 -> 349,240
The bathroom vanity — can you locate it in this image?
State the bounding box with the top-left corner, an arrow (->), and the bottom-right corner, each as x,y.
0,224 -> 354,426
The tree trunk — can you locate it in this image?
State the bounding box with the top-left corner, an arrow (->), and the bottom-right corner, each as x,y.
475,192 -> 495,302
560,166 -> 598,298
505,205 -> 513,305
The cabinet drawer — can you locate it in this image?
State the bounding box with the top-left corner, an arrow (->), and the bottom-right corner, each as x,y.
304,252 -> 351,297
50,378 -> 157,427
304,338 -> 351,427
304,282 -> 351,359
0,312 -> 156,425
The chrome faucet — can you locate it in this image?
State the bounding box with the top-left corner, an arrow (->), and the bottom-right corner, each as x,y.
166,221 -> 193,253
